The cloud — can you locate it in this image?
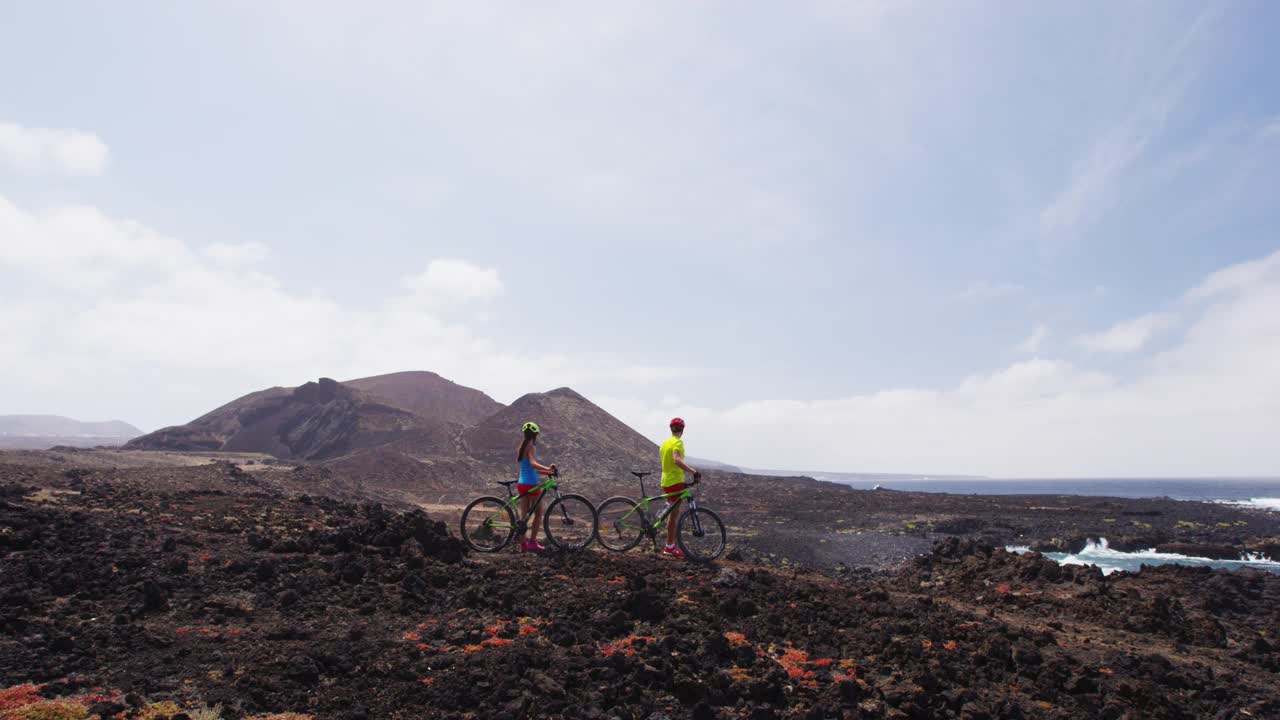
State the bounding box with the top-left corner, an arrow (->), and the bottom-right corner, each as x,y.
201,241 -> 271,265
1185,248 -> 1280,302
1038,5 -> 1224,244
1039,111 -> 1161,237
1260,118 -> 1280,140
254,3 -> 848,258
0,122 -> 110,176
1016,323 -> 1049,354
5,183 -> 1278,475
1075,312 -> 1179,354
0,193 -> 687,422
600,246 -> 1280,477
956,282 -> 1023,302
401,259 -> 503,306
0,197 -> 192,289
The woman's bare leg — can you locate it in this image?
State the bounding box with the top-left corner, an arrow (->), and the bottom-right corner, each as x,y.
519,495 -> 533,542
530,494 -> 544,540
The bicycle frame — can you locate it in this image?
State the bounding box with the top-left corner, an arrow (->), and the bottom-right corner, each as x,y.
489,473 -> 573,528
618,477 -> 706,537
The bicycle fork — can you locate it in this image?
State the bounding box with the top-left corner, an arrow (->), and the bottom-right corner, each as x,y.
518,488 -> 576,527
553,490 -> 577,526
686,498 -> 706,538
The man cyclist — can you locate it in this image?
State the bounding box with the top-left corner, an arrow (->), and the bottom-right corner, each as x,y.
659,417 -> 701,558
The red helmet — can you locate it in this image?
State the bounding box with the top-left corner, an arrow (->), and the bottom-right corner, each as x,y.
669,417 -> 685,429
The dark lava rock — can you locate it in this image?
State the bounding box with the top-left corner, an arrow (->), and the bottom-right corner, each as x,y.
90,701 -> 127,717
340,561 -> 367,584
1012,642 -> 1042,667
627,589 -> 667,622
286,655 -> 321,683
256,559 -> 278,581
50,572 -> 78,596
140,579 -> 169,612
4,460 -> 1278,720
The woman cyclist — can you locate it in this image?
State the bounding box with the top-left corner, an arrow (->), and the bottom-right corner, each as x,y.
516,421 -> 558,552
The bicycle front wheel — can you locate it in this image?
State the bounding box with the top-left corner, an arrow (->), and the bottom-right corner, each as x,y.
595,496 -> 645,552
460,496 -> 517,553
677,507 -> 726,562
543,493 -> 598,550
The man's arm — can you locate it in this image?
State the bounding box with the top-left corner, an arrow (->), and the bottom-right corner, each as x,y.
672,449 -> 698,477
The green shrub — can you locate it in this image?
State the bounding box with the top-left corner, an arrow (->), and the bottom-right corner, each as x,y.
0,684 -> 45,713
5,699 -> 89,720
135,702 -> 182,720
185,705 -> 224,720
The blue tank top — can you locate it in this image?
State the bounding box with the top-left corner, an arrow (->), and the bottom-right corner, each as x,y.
518,452 -> 539,485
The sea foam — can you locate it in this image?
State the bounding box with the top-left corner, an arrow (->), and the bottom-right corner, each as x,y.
1215,497 -> 1280,511
1008,538 -> 1280,576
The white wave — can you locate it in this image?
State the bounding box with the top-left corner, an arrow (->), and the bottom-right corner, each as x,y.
1215,497 -> 1280,511
1008,539 -> 1280,576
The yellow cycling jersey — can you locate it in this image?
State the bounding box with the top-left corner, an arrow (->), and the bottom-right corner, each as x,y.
659,435 -> 686,487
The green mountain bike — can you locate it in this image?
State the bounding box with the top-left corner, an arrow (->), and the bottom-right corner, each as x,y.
460,471 -> 597,552
596,471 -> 727,562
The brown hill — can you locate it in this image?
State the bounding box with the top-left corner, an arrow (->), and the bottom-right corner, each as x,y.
343,370 -> 504,425
127,378 -> 460,461
464,387 -> 659,483
126,386 -> 292,452
126,374 -> 667,499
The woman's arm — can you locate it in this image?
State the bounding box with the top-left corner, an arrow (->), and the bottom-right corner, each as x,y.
526,445 -> 557,474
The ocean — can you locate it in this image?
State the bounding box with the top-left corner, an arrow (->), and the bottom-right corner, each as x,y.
806,474 -> 1280,574
810,475 -> 1280,510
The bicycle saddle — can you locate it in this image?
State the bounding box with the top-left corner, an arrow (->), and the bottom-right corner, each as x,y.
630,471 -> 652,479
496,479 -> 518,487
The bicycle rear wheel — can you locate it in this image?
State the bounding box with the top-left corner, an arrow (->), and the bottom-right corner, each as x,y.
595,496 -> 645,552
676,507 -> 726,562
460,496 -> 517,553
543,493 -> 598,550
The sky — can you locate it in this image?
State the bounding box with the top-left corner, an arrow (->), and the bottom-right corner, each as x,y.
2,1 -> 1279,478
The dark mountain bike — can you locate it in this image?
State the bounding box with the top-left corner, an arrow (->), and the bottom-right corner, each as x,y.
596,471 -> 726,562
459,471 -> 597,552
